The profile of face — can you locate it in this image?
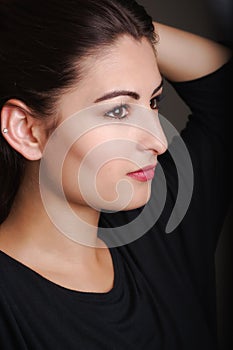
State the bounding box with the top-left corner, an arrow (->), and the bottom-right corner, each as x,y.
3,35 -> 168,216
49,35 -> 168,213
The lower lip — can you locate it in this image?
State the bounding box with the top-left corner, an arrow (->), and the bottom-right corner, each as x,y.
127,168 -> 155,182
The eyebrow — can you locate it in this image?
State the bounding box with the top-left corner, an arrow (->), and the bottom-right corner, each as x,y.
94,79 -> 163,103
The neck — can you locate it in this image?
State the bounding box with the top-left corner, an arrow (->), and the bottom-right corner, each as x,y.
0,169 -> 106,269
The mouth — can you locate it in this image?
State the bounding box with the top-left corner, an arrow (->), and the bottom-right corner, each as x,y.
126,164 -> 157,182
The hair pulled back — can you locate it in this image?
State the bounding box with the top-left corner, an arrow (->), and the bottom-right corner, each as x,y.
0,0 -> 156,223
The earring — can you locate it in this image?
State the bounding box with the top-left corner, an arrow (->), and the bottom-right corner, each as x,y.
2,128 -> 8,134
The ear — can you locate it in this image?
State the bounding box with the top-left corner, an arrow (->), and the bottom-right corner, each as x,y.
1,99 -> 45,160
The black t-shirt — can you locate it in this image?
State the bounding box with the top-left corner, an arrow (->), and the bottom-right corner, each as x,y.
0,59 -> 232,350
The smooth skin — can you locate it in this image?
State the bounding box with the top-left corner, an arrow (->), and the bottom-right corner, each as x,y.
154,22 -> 231,81
0,23 -> 231,293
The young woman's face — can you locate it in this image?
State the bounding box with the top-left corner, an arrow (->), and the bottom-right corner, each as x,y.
45,35 -> 168,213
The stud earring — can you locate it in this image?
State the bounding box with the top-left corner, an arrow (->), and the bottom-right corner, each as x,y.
2,128 -> 8,134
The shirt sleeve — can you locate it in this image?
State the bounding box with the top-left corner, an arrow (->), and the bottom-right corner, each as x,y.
165,58 -> 233,248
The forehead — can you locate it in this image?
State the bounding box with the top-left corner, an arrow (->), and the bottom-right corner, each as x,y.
59,35 -> 161,117
82,35 -> 160,88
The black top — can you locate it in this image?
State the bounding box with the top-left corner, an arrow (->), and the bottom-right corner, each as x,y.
0,59 -> 232,350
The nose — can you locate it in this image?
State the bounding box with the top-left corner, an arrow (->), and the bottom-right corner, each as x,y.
139,113 -> 168,156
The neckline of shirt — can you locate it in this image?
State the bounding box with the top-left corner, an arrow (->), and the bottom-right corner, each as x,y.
0,247 -> 122,303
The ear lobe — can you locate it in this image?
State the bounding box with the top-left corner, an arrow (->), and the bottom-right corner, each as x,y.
1,99 -> 43,160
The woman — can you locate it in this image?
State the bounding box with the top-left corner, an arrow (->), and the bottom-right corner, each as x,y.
0,0 -> 231,349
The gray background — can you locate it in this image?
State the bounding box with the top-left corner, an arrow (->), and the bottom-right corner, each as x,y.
138,1 -> 233,349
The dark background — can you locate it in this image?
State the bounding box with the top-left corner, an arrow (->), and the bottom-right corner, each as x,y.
138,1 -> 233,349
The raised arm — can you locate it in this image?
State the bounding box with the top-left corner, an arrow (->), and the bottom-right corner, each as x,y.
153,22 -> 231,82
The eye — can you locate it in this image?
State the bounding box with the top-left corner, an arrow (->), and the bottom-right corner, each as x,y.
104,104 -> 129,119
150,94 -> 164,110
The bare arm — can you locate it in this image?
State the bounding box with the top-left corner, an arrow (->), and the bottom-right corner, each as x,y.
153,22 -> 232,82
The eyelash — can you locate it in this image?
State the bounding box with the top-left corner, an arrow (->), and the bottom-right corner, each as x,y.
104,104 -> 130,120
150,93 -> 165,110
104,94 -> 165,120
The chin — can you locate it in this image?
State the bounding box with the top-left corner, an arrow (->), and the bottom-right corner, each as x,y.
124,198 -> 151,211
114,190 -> 152,212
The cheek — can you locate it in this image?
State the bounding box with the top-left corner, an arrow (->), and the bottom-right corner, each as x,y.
95,160 -> 128,202
92,159 -> 152,210
61,135 -> 118,205
61,132 -> 152,211
61,143 -> 85,204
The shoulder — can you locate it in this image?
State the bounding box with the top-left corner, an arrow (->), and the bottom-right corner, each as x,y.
0,250 -> 22,294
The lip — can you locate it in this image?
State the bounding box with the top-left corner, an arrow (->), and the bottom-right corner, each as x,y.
127,164 -> 157,182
